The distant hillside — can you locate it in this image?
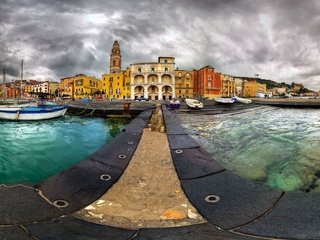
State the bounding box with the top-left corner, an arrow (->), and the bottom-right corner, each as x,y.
236,76 -> 290,89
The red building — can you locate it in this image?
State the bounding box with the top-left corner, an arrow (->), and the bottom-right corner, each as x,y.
6,85 -> 21,99
193,65 -> 222,99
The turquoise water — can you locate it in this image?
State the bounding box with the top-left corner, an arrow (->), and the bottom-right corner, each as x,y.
0,116 -> 129,184
178,108 -> 320,192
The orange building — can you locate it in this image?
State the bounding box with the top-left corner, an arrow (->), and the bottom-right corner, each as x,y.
242,80 -> 267,97
174,69 -> 194,99
193,65 -> 222,99
60,76 -> 75,99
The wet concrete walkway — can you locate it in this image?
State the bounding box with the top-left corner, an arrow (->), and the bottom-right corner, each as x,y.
75,128 -> 205,229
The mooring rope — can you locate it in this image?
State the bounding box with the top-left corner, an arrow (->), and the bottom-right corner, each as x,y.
81,108 -> 96,117
72,108 -> 88,116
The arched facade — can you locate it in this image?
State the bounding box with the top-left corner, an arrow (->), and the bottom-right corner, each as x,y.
133,85 -> 144,99
130,57 -> 175,100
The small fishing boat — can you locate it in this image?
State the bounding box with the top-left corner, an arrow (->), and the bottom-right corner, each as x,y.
214,98 -> 235,104
185,98 -> 203,109
0,105 -> 68,120
232,97 -> 252,104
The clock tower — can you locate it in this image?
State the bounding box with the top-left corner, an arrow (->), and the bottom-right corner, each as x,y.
110,40 -> 121,74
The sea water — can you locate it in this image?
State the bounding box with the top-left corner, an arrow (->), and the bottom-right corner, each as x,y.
0,116 -> 129,184
178,107 -> 320,192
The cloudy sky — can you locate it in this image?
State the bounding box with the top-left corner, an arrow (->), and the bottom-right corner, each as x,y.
1,0 -> 320,90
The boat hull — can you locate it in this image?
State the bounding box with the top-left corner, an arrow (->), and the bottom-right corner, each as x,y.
0,106 -> 68,120
214,98 -> 235,104
185,98 -> 203,109
234,97 -> 252,104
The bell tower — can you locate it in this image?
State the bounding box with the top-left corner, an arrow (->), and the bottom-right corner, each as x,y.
110,40 -> 121,74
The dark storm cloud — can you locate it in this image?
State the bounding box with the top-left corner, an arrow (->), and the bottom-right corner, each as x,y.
0,0 -> 320,89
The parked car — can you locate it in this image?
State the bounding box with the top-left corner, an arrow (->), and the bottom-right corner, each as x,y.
134,97 -> 150,101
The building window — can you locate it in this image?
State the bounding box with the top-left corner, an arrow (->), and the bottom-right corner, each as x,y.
113,60 -> 116,66
164,59 -> 167,63
151,67 -> 154,72
138,67 -> 141,73
165,67 -> 168,73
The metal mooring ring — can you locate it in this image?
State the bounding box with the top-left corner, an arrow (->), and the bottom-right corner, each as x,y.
128,141 -> 134,145
100,174 -> 111,181
175,149 -> 183,154
205,195 -> 220,203
53,199 -> 69,208
118,154 -> 126,159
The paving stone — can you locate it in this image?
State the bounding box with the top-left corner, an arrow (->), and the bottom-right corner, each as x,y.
38,159 -> 123,213
167,134 -> 200,150
90,131 -> 141,169
181,171 -> 283,229
0,185 -> 63,224
124,118 -> 148,134
165,123 -> 187,135
26,216 -> 136,240
162,107 -> 180,124
0,225 -> 33,240
171,147 -> 224,179
237,192 -> 320,239
136,108 -> 153,120
136,223 -> 261,240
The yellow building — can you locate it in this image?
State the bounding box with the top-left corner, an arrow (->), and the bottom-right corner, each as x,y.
73,74 -> 102,99
174,69 -> 194,99
221,74 -> 236,97
60,76 -> 75,99
234,77 -> 243,96
243,80 -> 267,97
102,67 -> 131,100
49,82 -> 60,96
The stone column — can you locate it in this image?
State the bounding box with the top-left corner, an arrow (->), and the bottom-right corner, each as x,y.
158,85 -> 163,100
144,85 -> 148,98
131,85 -> 135,99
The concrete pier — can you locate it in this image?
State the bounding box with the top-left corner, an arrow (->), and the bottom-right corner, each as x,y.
1,102 -> 320,239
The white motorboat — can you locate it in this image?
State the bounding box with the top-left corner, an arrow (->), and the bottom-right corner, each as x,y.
232,97 -> 252,104
185,98 -> 203,109
0,105 -> 68,120
214,98 -> 235,104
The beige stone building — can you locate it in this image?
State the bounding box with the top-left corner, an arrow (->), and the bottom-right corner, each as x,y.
234,78 -> 243,96
221,74 -> 236,97
130,57 -> 175,100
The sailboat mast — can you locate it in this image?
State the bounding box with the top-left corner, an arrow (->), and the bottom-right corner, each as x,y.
20,59 -> 23,99
2,69 -> 6,101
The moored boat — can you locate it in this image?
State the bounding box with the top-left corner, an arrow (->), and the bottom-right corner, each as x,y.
232,97 -> 252,104
185,98 -> 203,109
0,105 -> 68,120
214,98 -> 235,104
